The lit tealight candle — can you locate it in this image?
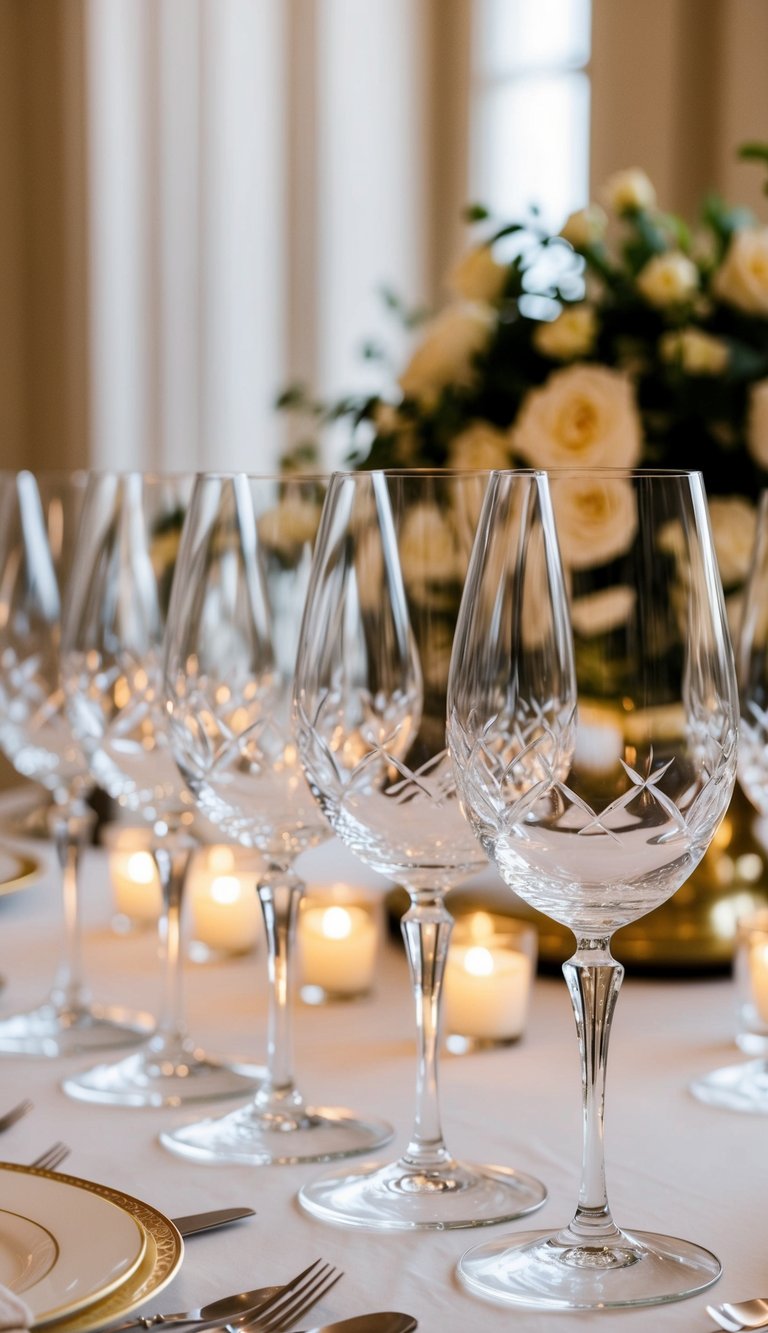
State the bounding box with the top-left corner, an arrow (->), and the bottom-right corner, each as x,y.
189,847 -> 260,956
109,847 -> 162,926
748,939 -> 768,1024
298,901 -> 378,1001
443,914 -> 535,1051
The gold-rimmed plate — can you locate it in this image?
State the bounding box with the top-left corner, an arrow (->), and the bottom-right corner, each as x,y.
35,1171 -> 183,1333
0,1164 -> 148,1324
0,848 -> 40,896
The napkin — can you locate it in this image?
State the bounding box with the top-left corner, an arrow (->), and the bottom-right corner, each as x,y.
0,1284 -> 33,1333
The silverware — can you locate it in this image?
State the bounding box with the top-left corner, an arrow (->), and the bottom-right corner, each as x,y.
103,1260 -> 333,1333
171,1208 -> 256,1236
0,1099 -> 33,1132
221,1262 -> 342,1333
707,1298 -> 768,1330
30,1142 -> 70,1170
293,1318 -> 417,1333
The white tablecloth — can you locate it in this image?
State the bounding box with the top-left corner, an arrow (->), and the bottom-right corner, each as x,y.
0,821 -> 758,1333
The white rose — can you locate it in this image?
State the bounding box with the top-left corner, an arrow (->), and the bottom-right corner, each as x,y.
602,168 -> 656,214
257,496 -> 321,556
636,251 -> 699,307
570,585 -> 636,636
398,304 -> 493,406
560,204 -> 608,250
551,475 -> 638,570
450,245 -> 507,303
748,379 -> 768,468
659,327 -> 729,375
713,227 -> 768,316
708,496 -> 757,587
448,421 -> 511,471
512,364 -> 642,469
399,504 -> 460,601
533,305 -> 598,360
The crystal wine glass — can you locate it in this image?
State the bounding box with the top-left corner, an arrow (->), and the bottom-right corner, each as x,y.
691,487 -> 768,1112
292,469 -> 548,1229
159,472 -> 392,1163
60,471 -> 260,1107
0,470 -> 150,1055
448,467 -> 738,1309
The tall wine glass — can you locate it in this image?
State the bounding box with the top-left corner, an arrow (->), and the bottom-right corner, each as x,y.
691,487 -> 768,1112
448,468 -> 738,1309
292,469 -> 548,1229
59,471 -> 259,1107
159,473 -> 392,1163
0,470 -> 150,1055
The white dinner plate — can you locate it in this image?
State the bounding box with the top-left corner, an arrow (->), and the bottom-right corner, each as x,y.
0,1163 -> 147,1323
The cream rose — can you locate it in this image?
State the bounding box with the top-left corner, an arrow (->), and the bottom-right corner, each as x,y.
551,475 -> 638,570
533,305 -> 598,360
450,245 -> 507,303
708,496 -> 757,587
636,251 -> 699,307
560,204 -> 608,250
399,503 -> 460,601
257,496 -> 321,556
448,421 -> 512,471
659,327 -> 729,375
398,304 -> 493,406
570,585 -> 636,636
512,364 -> 642,469
603,168 -> 656,214
748,379 -> 768,468
713,227 -> 768,316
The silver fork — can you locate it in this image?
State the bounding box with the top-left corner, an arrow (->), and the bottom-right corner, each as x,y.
238,1263 -> 343,1333
0,1099 -> 33,1132
30,1142 -> 70,1171
707,1299 -> 768,1330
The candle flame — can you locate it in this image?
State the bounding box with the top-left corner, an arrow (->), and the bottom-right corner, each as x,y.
321,906 -> 353,940
126,852 -> 156,885
210,875 -> 243,905
464,946 -> 495,977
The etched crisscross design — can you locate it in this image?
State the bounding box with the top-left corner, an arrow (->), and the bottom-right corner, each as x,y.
738,696 -> 768,817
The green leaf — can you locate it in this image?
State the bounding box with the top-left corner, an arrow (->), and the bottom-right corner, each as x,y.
739,141 -> 768,164
463,203 -> 491,223
274,383 -> 308,410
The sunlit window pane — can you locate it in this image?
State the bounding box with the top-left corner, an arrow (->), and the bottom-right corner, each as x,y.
471,73 -> 590,228
477,0 -> 591,75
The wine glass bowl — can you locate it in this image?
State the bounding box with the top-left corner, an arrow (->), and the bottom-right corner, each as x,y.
292,469 -> 548,1230
159,473 -> 392,1164
448,468 -> 738,1308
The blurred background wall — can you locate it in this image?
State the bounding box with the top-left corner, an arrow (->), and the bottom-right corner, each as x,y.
1,0 -> 767,478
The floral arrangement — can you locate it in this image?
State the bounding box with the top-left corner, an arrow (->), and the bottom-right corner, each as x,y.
279,145 -> 768,618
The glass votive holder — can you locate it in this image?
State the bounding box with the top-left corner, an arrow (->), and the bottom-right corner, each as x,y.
297,883 -> 380,1004
443,911 -> 537,1054
735,909 -> 768,1053
103,824 -> 162,933
187,845 -> 262,961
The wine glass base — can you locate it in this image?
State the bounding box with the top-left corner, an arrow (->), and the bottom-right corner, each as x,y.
457,1227 -> 721,1310
159,1102 -> 394,1166
690,1058 -> 768,1112
61,1042 -> 263,1108
298,1155 -> 548,1231
0,1001 -> 152,1057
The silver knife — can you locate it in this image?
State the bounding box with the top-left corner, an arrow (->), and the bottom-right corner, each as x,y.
171,1208 -> 256,1236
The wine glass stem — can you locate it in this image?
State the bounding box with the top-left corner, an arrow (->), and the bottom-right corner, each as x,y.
400,893 -> 452,1170
152,840 -> 192,1045
257,869 -> 302,1098
49,801 -> 95,1014
563,940 -> 624,1243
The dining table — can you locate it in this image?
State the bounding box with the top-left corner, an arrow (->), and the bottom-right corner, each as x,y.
0,787 -> 762,1333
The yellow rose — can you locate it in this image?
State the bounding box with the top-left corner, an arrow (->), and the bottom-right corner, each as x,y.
398,304 -> 493,406
747,379 -> 768,469
551,475 -> 638,571
636,252 -> 699,307
708,496 -> 757,587
449,245 -> 507,303
560,204 -> 608,250
448,422 -> 511,471
512,364 -> 642,469
533,305 -> 598,360
713,227 -> 768,316
659,327 -> 729,375
602,168 -> 656,214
